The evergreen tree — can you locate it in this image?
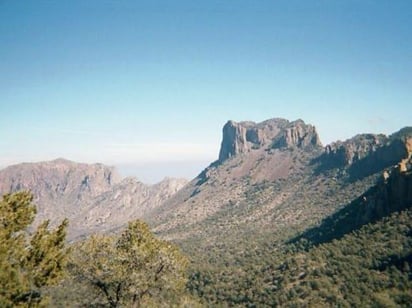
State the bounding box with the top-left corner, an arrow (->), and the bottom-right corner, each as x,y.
70,220 -> 190,307
0,192 -> 68,307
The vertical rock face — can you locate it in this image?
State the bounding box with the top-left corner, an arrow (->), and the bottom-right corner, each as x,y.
272,120 -> 322,150
317,127 -> 412,179
218,118 -> 322,162
218,120 -> 252,162
359,134 -> 412,219
298,147 -> 412,245
322,134 -> 390,168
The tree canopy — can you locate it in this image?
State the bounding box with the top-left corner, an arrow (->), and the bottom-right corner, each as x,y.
0,191 -> 68,307
69,220 -> 191,307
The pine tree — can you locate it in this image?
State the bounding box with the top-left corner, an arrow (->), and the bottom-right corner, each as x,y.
0,191 -> 68,307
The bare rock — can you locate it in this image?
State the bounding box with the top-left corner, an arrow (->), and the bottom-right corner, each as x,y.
322,134 -> 389,167
0,159 -> 188,240
318,127 -> 412,180
218,118 -> 322,162
272,120 -> 322,150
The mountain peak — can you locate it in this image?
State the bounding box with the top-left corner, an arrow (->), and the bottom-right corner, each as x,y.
218,118 -> 322,162
52,157 -> 74,164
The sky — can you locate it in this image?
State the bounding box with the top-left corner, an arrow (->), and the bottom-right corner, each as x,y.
0,0 -> 411,182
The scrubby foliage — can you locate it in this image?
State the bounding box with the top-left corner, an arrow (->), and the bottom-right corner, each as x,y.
187,210 -> 412,307
3,169 -> 410,307
65,220 -> 195,307
0,192 -> 68,307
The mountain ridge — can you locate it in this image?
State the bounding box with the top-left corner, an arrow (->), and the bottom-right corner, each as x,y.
0,158 -> 188,240
164,118 -> 412,306
0,118 -> 410,244
148,118 -> 412,244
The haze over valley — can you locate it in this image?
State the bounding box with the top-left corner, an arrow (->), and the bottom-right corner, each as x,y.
1,1 -> 411,307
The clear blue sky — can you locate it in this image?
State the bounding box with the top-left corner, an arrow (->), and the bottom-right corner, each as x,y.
1,0 -> 411,182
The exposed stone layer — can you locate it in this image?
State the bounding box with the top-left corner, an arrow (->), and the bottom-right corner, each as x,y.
218,118 -> 322,162
317,127 -> 412,179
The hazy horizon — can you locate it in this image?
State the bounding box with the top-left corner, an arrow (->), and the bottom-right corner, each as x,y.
1,1 -> 411,180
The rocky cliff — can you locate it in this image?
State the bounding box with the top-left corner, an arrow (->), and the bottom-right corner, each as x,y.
149,118 -> 412,246
298,136 -> 412,244
316,127 -> 412,180
0,159 -> 187,240
145,118 -> 412,308
150,118 -> 353,241
1,119 -> 410,246
218,118 -> 322,162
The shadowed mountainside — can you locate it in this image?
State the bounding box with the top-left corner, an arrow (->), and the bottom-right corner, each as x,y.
150,119 -> 412,307
293,134 -> 412,245
1,118 -> 411,306
148,120 -> 411,246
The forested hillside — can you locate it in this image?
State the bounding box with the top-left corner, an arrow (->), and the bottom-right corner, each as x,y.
1,121 -> 411,307
187,209 -> 412,307
162,122 -> 412,307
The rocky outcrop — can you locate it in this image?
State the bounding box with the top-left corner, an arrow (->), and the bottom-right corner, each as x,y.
271,120 -> 322,150
0,158 -> 121,203
218,118 -> 322,162
356,140 -> 412,225
300,142 -> 412,245
218,121 -> 261,162
317,127 -> 412,180
319,134 -> 389,169
0,159 -> 187,240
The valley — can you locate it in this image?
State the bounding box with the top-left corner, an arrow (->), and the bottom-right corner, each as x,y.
1,118 -> 411,306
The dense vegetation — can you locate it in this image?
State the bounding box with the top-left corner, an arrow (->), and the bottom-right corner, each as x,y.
0,192 -> 198,307
59,220 -> 198,307
0,192 -> 68,307
2,188 -> 411,307
178,149 -> 412,307
186,209 -> 412,307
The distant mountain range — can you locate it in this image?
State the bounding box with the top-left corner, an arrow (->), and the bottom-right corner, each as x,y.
0,158 -> 187,240
1,117 -> 411,305
0,118 -> 411,246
